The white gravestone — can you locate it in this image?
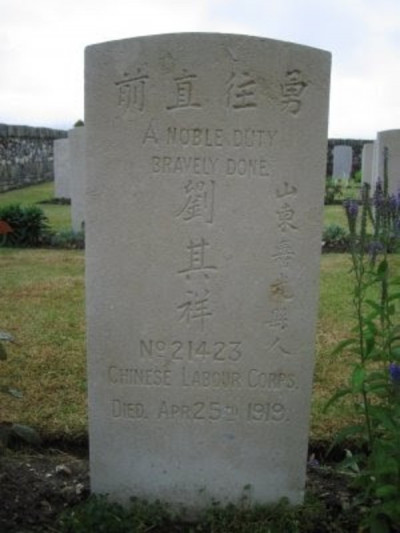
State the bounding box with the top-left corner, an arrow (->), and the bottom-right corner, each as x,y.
85,33 -> 331,511
68,127 -> 86,232
332,145 -> 352,180
361,142 -> 374,186
53,138 -> 71,199
372,130 -> 400,194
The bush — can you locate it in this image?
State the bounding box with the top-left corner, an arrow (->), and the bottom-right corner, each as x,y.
353,170 -> 362,183
322,224 -> 349,252
324,178 -> 343,205
0,204 -> 50,247
326,151 -> 400,531
45,229 -> 85,249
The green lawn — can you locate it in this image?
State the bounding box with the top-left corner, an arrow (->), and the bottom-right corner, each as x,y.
0,182 -> 71,231
0,249 -> 86,439
1,182 -> 397,442
323,204 -> 347,227
2,247 -> 398,441
1,181 -> 356,233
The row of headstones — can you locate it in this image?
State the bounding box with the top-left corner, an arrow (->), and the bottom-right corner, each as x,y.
63,33 -> 332,512
361,130 -> 400,195
331,144 -> 353,180
53,127 -> 85,232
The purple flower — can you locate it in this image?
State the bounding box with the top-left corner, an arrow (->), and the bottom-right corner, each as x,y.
373,178 -> 384,209
389,194 -> 398,214
343,199 -> 359,221
389,362 -> 400,385
368,240 -> 384,260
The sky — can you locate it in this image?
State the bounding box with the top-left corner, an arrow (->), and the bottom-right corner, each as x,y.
1,0 -> 400,139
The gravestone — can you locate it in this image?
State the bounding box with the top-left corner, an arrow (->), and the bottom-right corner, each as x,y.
361,142 -> 374,186
53,138 -> 71,199
332,144 -> 352,180
372,130 -> 400,194
85,33 -> 331,511
68,127 -> 86,232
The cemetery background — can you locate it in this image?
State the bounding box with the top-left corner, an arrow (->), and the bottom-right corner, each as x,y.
0,33 -> 398,528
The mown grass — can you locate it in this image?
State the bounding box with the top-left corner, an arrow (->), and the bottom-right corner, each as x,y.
0,182 -> 71,231
3,181 -> 359,235
0,249 -> 86,439
2,247 -> 398,441
323,205 -> 347,228
0,182 -> 395,441
323,180 -> 361,228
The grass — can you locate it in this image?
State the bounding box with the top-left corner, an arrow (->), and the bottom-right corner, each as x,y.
0,183 -> 397,531
0,249 -> 86,439
323,204 -> 348,227
2,247 -> 399,441
0,181 -> 395,441
323,180 -> 362,228
1,181 -> 356,234
0,182 -> 71,231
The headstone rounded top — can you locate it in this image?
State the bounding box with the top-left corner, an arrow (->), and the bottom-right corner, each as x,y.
377,129 -> 400,136
86,31 -> 331,54
85,32 -> 331,510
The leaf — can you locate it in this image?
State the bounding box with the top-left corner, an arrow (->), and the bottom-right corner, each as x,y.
0,343 -> 7,361
365,299 -> 383,314
369,515 -> 391,533
390,346 -> 400,360
388,291 -> 400,302
323,387 -> 352,412
7,387 -> 23,399
0,385 -> 23,398
369,406 -> 397,432
339,449 -> 361,473
363,318 -> 378,335
377,258 -> 389,277
11,424 -> 41,445
326,425 -> 365,455
0,332 -> 15,342
351,365 -> 366,391
331,338 -> 358,356
365,336 -> 376,356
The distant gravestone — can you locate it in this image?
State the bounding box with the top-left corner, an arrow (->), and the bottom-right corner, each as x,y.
372,130 -> 400,194
332,145 -> 352,180
53,138 -> 71,199
361,142 -> 374,186
85,33 -> 331,511
68,127 -> 86,232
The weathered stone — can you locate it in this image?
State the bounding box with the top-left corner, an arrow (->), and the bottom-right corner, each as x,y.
361,142 -> 374,186
53,138 -> 71,199
85,33 -> 331,511
68,127 -> 86,231
0,123 -> 66,192
372,130 -> 400,194
332,145 -> 352,180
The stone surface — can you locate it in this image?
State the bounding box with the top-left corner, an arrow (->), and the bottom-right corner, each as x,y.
332,145 -> 352,180
361,142 -> 374,185
54,138 -> 71,199
372,130 -> 400,194
68,127 -> 86,231
85,33 -> 331,511
0,123 -> 66,193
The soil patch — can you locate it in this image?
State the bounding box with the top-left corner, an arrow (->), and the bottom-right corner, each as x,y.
0,443 -> 361,532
